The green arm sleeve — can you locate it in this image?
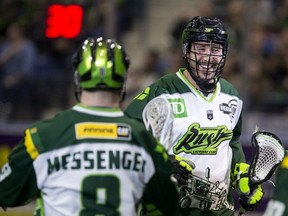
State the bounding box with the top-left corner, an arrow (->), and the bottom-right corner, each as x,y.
273,154 -> 288,203
229,112 -> 246,170
0,138 -> 39,207
125,85 -> 159,122
264,153 -> 288,216
143,141 -> 179,215
139,131 -> 179,215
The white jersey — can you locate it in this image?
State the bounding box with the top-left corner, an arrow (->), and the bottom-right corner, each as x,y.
34,143 -> 154,215
125,69 -> 245,211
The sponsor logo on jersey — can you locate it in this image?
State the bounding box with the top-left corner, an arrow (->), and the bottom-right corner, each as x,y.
75,123 -> 131,140
179,173 -> 229,210
173,123 -> 232,155
219,99 -> 237,122
168,98 -> 188,118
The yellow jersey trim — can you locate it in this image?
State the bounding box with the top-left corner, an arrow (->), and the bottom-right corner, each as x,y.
24,128 -> 39,160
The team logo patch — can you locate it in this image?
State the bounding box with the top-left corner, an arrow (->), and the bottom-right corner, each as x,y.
75,122 -> 131,140
207,110 -> 213,120
219,99 -> 238,122
173,123 -> 233,155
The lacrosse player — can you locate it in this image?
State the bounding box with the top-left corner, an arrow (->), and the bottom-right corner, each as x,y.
125,16 -> 264,215
0,37 -> 180,216
264,151 -> 288,216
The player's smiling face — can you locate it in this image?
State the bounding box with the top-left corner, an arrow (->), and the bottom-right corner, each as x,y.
188,41 -> 224,82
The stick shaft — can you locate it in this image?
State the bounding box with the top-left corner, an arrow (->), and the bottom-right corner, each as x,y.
238,207 -> 245,215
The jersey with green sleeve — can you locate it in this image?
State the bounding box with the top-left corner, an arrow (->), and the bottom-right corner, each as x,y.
0,105 -> 179,216
264,152 -> 288,216
125,68 -> 246,211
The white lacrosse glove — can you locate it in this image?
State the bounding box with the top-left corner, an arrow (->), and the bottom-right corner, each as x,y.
169,155 -> 195,186
233,163 -> 264,211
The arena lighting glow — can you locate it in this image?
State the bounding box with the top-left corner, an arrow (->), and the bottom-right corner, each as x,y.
45,4 -> 83,38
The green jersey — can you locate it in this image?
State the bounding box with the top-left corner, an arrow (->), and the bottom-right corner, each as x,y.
0,104 -> 179,216
264,152 -> 288,216
125,69 -> 246,214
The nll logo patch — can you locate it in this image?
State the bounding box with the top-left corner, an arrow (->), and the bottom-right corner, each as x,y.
207,110 -> 213,120
219,99 -> 238,122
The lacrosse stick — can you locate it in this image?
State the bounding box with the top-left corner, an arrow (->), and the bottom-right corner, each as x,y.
138,96 -> 173,216
238,130 -> 285,215
142,96 -> 174,149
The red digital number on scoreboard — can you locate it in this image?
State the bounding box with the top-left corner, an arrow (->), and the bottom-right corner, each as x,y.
45,4 -> 83,38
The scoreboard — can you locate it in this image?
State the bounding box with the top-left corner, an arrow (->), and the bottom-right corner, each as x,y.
45,4 -> 83,39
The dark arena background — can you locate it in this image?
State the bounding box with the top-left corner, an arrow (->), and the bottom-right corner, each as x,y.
1,0 -> 288,215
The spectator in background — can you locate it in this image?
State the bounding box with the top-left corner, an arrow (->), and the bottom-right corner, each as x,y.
0,21 -> 37,120
274,0 -> 288,25
224,0 -> 245,51
259,26 -> 288,113
167,14 -> 191,73
169,13 -> 191,49
124,48 -> 166,108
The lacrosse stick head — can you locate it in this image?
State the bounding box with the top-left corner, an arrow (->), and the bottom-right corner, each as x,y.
248,131 -> 285,187
142,96 -> 173,149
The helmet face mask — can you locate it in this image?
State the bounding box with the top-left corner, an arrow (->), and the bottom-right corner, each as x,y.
182,16 -> 228,93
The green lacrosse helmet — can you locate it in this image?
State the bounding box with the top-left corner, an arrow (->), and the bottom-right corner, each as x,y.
73,37 -> 130,91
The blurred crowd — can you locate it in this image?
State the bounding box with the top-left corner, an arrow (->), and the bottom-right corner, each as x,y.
126,0 -> 288,116
214,0 -> 288,114
0,0 -> 147,121
1,0 -> 288,122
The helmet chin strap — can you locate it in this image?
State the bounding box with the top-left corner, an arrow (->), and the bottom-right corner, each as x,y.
195,80 -> 216,96
187,64 -> 217,95
197,82 -> 216,95
74,86 -> 82,102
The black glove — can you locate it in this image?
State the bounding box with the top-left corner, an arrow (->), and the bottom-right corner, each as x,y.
233,163 -> 264,211
239,184 -> 264,211
169,155 -> 195,185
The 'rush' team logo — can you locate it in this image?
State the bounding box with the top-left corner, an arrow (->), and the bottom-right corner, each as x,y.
173,123 -> 232,155
75,122 -> 131,140
207,110 -> 213,120
219,99 -> 238,122
168,98 -> 188,118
